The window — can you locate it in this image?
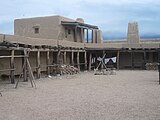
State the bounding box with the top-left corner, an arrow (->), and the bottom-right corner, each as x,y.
33,26 -> 40,34
68,29 -> 71,34
65,28 -> 71,38
34,27 -> 39,34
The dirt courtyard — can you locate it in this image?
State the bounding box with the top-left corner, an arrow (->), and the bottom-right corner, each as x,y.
0,70 -> 160,120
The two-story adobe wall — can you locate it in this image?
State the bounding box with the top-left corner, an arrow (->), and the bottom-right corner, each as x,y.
59,16 -> 84,43
14,16 -> 60,40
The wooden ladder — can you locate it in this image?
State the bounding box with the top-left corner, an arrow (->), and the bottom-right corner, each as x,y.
15,49 -> 36,88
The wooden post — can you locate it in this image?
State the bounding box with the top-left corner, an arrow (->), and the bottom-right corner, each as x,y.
36,50 -> 41,79
159,64 -> 160,85
64,51 -> 67,64
158,49 -> 160,84
23,51 -> 28,82
89,52 -> 92,71
101,51 -> 105,69
81,28 -> 84,43
10,50 -> 15,84
84,51 -> 87,70
77,51 -> 80,70
131,51 -> 134,69
57,49 -> 61,64
71,51 -> 74,66
46,50 -> 50,75
87,29 -> 89,43
159,68 -> 160,85
95,54 -> 98,69
143,51 -> 146,70
117,50 -> 120,70
75,27 -> 77,42
92,30 -> 93,43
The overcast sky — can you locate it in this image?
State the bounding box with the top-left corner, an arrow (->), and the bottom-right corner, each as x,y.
0,0 -> 160,39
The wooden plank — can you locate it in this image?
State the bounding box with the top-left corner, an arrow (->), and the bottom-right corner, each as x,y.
36,50 -> 41,79
46,50 -> 50,75
89,52 -> 92,71
0,68 -> 15,72
0,55 -> 26,58
77,51 -> 80,70
10,50 -> 15,84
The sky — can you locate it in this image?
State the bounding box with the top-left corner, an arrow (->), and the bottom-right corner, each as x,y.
0,0 -> 160,40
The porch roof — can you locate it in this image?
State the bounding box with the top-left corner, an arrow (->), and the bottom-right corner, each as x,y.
61,21 -> 98,29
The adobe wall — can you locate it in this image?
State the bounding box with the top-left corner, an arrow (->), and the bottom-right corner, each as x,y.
14,16 -> 60,40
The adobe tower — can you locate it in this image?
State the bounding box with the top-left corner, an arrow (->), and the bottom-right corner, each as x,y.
127,22 -> 140,44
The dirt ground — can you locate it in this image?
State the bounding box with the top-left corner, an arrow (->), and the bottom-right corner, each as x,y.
0,70 -> 160,120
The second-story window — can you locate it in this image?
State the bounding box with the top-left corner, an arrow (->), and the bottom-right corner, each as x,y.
68,29 -> 71,34
34,27 -> 39,34
33,26 -> 40,34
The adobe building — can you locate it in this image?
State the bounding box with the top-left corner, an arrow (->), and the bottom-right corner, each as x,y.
0,15 -> 160,84
14,16 -> 102,43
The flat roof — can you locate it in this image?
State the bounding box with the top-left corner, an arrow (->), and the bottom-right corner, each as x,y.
61,21 -> 98,29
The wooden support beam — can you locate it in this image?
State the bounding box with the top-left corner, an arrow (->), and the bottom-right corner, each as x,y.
158,48 -> 160,63
71,51 -> 74,66
87,29 -> 89,43
22,51 -> 28,82
101,51 -> 105,69
63,51 -> 67,64
117,50 -> 120,70
131,51 -> 134,69
159,68 -> 160,85
0,55 -> 26,58
89,52 -> 92,71
36,50 -> 41,79
46,50 -> 50,75
143,51 -> 146,70
84,51 -> 87,70
91,30 -> 93,43
95,54 -> 98,69
75,27 -> 78,42
77,51 -> 80,70
57,49 -> 61,64
158,49 -> 160,85
81,28 -> 84,43
10,50 -> 15,84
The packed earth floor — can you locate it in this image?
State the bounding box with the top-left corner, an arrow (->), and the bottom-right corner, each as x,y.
0,70 -> 160,120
